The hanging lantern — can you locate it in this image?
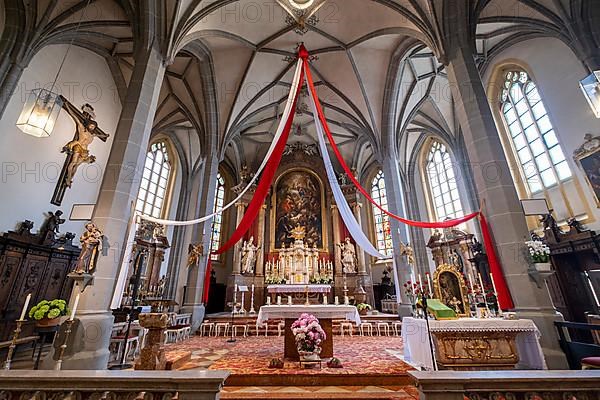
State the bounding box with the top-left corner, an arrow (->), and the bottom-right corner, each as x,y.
16,88 -> 63,138
579,71 -> 600,119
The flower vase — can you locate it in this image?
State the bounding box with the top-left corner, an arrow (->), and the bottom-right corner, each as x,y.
533,262 -> 552,272
35,317 -> 61,328
298,347 -> 321,362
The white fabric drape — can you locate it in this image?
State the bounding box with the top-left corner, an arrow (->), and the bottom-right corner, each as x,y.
139,59 -> 305,226
307,79 -> 385,259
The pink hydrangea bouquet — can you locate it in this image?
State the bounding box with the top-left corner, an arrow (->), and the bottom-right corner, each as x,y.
291,313 -> 326,355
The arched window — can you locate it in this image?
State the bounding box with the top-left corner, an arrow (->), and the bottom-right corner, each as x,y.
371,170 -> 393,256
210,173 -> 226,260
135,140 -> 173,218
500,70 -> 572,194
425,141 -> 463,220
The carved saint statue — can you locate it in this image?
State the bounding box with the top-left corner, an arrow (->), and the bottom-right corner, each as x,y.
74,222 -> 104,274
337,237 -> 357,274
399,242 -> 415,266
60,98 -> 109,188
241,236 -> 259,275
187,243 -> 204,268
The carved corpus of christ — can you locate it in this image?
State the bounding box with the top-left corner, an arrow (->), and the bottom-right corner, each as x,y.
51,96 -> 109,206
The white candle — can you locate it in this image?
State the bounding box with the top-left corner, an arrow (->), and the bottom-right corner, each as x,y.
344,296 -> 349,305
323,296 -> 328,305
478,273 -> 485,295
490,273 -> 499,298
334,296 -> 339,305
468,275 -> 474,292
411,271 -> 417,295
418,273 -> 424,292
427,274 -> 433,295
277,295 -> 281,305
267,297 -> 271,305
20,293 -> 31,321
70,293 -> 80,320
288,296 -> 292,305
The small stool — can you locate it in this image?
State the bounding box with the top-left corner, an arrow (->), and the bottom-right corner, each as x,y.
582,357 -> 600,369
256,321 -> 268,337
392,321 -> 402,336
277,321 -> 285,337
110,335 -> 139,361
376,322 -> 390,336
232,324 -> 249,337
359,322 -> 373,336
215,322 -> 230,336
200,321 -> 215,336
340,322 -> 353,336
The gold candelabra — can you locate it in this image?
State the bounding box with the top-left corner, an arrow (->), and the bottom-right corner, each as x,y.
3,319 -> 25,370
54,318 -> 75,370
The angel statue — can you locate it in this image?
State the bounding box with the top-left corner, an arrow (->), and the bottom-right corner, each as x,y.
337,237 -> 357,274
399,242 -> 415,266
241,237 -> 259,275
187,243 -> 204,268
74,222 -> 104,274
60,97 -> 109,188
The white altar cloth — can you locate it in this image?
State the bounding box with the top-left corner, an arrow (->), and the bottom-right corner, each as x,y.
401,317 -> 547,370
257,305 -> 361,324
266,284 -> 332,293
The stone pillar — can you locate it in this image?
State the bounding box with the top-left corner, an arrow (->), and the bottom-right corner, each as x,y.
330,205 -> 342,277
255,204 -> 267,276
60,46 -> 166,370
381,157 -> 413,317
445,43 -> 567,369
351,202 -> 367,275
182,155 -> 219,331
231,202 -> 246,276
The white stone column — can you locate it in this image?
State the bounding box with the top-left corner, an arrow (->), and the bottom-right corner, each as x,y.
255,204 -> 267,276
231,202 -> 246,276
445,43 -> 567,368
330,205 -> 342,277
62,46 -> 166,370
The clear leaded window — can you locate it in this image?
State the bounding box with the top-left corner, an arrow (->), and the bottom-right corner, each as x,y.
425,141 -> 463,221
210,173 -> 226,260
135,140 -> 172,218
371,170 -> 393,256
501,70 -> 572,193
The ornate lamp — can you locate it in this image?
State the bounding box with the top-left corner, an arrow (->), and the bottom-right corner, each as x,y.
579,71 -> 600,118
16,89 -> 63,137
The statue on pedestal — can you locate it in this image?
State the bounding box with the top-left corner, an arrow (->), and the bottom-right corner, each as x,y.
74,222 -> 103,274
338,237 -> 357,274
187,243 -> 203,268
241,236 -> 259,275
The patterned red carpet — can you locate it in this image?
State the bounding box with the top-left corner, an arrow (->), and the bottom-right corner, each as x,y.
165,335 -> 411,375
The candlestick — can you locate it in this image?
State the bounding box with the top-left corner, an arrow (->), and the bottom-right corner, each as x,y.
277,295 -> 281,305
418,273 -> 424,292
233,286 -> 238,313
344,295 -> 349,305
20,293 -> 31,321
249,284 -> 256,314
70,293 -> 80,320
478,273 -> 485,295
468,274 -> 474,292
266,297 -> 271,305
490,272 -> 502,316
287,296 -> 292,305
54,318 -> 75,370
323,295 -> 328,305
334,296 -> 339,305
4,319 -> 24,369
411,270 -> 416,295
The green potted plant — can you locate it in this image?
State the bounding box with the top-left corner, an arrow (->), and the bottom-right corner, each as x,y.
356,303 -> 372,316
28,299 -> 69,327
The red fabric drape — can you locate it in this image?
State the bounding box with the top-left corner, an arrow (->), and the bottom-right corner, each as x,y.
303,57 -> 514,310
202,258 -> 212,304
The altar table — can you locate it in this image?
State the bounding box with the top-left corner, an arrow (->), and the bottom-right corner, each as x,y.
258,305 -> 361,360
402,317 -> 547,370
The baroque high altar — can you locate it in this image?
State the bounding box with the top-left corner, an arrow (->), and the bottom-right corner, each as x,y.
224,143 -> 372,308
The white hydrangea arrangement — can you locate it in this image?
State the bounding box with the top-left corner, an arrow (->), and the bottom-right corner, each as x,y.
525,240 -> 550,263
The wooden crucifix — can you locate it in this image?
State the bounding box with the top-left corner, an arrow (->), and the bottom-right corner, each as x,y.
51,96 -> 109,206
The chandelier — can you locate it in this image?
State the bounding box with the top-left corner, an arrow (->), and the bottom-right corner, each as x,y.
288,0 -> 315,9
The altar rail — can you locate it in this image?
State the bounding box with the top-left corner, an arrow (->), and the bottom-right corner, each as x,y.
409,371 -> 600,400
0,370 -> 229,400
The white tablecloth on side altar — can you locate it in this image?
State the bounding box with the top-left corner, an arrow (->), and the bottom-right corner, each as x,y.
266,284 -> 332,293
401,317 -> 547,370
257,305 -> 361,325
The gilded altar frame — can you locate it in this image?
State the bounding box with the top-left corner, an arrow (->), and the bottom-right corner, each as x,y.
433,264 -> 470,318
270,167 -> 328,252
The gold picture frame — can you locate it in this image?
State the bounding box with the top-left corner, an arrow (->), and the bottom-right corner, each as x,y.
574,133 -> 600,207
433,264 -> 470,317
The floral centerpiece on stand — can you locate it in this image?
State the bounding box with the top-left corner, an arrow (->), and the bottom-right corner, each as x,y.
291,313 -> 326,361
28,299 -> 69,326
525,240 -> 551,271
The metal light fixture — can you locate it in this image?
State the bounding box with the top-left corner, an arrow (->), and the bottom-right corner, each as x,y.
579,70 -> 600,118
15,0 -> 90,137
16,89 -> 63,137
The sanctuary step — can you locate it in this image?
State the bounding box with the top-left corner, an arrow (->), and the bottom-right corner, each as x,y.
165,350 -> 192,370
221,386 -> 418,400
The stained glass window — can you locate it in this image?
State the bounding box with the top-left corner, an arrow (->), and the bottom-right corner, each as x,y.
500,70 -> 572,193
425,141 -> 463,221
135,140 -> 172,218
371,170 -> 393,256
210,173 -> 226,260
